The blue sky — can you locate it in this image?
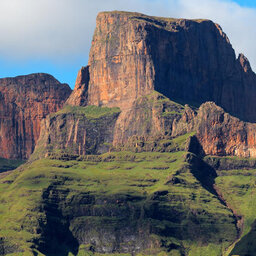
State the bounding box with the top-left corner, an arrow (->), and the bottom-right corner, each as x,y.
234,0 -> 256,7
0,0 -> 256,89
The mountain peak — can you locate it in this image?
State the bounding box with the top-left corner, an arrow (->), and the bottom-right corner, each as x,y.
69,11 -> 256,123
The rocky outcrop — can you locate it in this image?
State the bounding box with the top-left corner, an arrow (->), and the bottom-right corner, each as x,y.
66,66 -> 89,106
173,102 -> 256,158
32,105 -> 121,160
113,91 -> 184,145
196,102 -> 256,157
0,73 -> 71,159
37,11 -> 256,159
238,53 -> 253,73
69,11 -> 256,123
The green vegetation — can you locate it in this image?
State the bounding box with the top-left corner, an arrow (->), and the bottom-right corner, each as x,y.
144,91 -> 184,108
215,167 -> 256,255
51,105 -> 121,119
118,132 -> 196,153
0,148 -> 237,255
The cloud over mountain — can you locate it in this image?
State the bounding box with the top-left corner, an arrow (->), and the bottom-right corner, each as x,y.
0,0 -> 255,71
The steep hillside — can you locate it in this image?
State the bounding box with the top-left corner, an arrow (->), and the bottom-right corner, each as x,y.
206,155 -> 256,255
173,102 -> 256,158
0,73 -> 72,160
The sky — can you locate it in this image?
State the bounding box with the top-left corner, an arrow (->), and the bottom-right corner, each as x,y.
0,0 -> 256,88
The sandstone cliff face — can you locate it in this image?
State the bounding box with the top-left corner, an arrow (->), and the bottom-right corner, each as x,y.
56,11 -> 256,159
64,11 -> 256,153
69,11 -> 256,123
0,73 -> 71,159
86,12 -> 155,109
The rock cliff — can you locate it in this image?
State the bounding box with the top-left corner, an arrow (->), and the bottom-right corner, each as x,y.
65,66 -> 89,106
0,73 -> 71,159
196,102 -> 256,157
32,105 -> 120,160
172,102 -> 256,158
68,11 -> 256,123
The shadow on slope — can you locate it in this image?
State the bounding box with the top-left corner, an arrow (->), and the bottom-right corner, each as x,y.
230,217 -> 256,256
35,184 -> 79,256
185,153 -> 217,196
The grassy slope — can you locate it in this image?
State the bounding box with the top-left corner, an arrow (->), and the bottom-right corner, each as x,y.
50,105 -> 121,119
0,137 -> 237,255
215,167 -> 256,256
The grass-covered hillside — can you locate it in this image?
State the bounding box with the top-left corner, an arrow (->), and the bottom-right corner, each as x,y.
0,133 -> 240,256
213,161 -> 256,255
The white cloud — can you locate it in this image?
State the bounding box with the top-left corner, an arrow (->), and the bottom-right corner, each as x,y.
0,0 -> 256,71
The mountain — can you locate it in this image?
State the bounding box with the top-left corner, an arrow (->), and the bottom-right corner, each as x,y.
1,11 -> 256,256
0,73 -> 72,160
68,11 -> 256,122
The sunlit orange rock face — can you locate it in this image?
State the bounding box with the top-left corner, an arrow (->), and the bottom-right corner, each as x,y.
66,11 -> 256,157
86,12 -> 155,109
196,102 -> 256,158
0,73 -> 71,159
172,102 -> 256,158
